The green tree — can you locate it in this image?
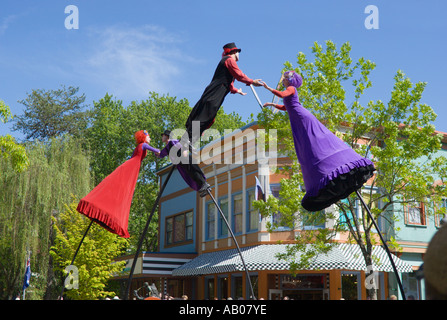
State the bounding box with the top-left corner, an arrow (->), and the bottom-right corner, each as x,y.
0,99 -> 29,172
0,136 -> 92,300
85,92 -> 248,253
256,40 -> 447,299
12,86 -> 90,141
50,200 -> 128,300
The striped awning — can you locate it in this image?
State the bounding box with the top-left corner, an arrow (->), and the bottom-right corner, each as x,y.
142,253 -> 194,276
171,244 -> 413,276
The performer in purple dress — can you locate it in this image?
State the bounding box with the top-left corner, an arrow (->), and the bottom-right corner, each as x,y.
262,71 -> 375,212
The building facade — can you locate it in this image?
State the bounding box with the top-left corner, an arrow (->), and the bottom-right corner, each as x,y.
116,122 -> 446,300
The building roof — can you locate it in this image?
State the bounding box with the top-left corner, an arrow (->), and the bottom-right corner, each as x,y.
171,244 -> 413,276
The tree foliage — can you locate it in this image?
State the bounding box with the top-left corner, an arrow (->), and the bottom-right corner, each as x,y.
0,99 -> 29,172
256,40 -> 447,299
0,136 -> 92,300
3,86 -> 250,299
50,200 -> 128,300
12,86 -> 90,141
85,92 -> 248,253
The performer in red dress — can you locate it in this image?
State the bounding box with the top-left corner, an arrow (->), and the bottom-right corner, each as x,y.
77,130 -> 159,238
183,42 -> 263,147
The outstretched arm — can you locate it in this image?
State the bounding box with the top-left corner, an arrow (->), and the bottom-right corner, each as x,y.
262,102 -> 286,111
262,82 -> 296,111
225,58 -> 263,95
263,83 -> 296,98
225,58 -> 253,85
142,143 -> 160,156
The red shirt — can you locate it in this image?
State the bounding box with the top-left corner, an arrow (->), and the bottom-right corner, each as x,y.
224,57 -> 253,93
271,86 -> 296,110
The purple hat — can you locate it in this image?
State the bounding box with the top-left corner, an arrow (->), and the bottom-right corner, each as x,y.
283,71 -> 303,88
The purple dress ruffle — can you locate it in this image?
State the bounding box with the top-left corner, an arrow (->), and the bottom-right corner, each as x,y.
282,88 -> 375,211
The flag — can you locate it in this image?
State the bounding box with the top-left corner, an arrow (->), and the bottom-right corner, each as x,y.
255,176 -> 265,201
22,257 -> 31,291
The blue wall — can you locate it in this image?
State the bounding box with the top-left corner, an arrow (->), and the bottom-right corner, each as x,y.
158,168 -> 198,253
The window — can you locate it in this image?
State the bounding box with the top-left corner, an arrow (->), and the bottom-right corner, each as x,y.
247,190 -> 259,231
341,272 -> 361,300
218,276 -> 229,300
219,197 -> 229,237
166,211 -> 193,245
231,275 -> 243,300
205,277 -> 215,300
270,184 -> 290,229
233,194 -> 243,234
302,210 -> 326,229
339,198 -> 358,226
405,201 -> 426,226
435,198 -> 447,228
206,202 -> 216,240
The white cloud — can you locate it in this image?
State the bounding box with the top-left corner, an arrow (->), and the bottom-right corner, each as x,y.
78,24 -> 196,98
0,14 -> 18,35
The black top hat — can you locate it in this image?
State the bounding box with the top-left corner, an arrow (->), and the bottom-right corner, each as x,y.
223,42 -> 241,55
161,130 -> 171,137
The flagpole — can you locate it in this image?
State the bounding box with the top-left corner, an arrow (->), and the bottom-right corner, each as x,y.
22,250 -> 30,300
22,252 -> 27,300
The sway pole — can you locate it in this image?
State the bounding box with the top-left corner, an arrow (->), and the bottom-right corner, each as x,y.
124,165 -> 176,300
59,219 -> 94,300
206,189 -> 256,300
250,84 -> 263,110
355,190 -> 406,300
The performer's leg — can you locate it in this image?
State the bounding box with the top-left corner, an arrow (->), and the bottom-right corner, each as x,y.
176,149 -> 211,196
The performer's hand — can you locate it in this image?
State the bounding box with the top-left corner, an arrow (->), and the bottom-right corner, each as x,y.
252,79 -> 263,87
262,82 -> 273,91
263,102 -> 275,108
237,88 -> 247,96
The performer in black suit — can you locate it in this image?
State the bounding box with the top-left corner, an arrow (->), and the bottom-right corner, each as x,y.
183,42 -> 262,147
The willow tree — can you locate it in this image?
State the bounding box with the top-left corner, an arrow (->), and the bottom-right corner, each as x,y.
0,136 -> 92,300
255,41 -> 447,300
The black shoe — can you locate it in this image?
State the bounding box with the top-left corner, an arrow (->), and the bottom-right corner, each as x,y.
199,182 -> 211,197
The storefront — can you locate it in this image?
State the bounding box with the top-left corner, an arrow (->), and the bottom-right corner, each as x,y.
171,243 -> 413,300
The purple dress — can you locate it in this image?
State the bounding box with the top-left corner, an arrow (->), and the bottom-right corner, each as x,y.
282,88 -> 375,211
157,140 -> 206,191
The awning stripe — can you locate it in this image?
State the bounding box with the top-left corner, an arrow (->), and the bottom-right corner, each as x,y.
171,244 -> 413,276
142,254 -> 192,275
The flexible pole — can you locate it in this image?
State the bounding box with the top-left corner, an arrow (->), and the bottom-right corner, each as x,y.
59,219 -> 94,300
355,190 -> 406,300
250,85 -> 263,109
206,189 -> 256,300
124,165 -> 176,300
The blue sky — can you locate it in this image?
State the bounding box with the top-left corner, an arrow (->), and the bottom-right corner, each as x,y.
1,0 -> 446,140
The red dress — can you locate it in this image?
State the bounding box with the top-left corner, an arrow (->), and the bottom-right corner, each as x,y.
77,143 -> 148,238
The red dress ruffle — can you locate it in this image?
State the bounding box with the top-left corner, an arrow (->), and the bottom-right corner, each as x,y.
77,143 -> 147,238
